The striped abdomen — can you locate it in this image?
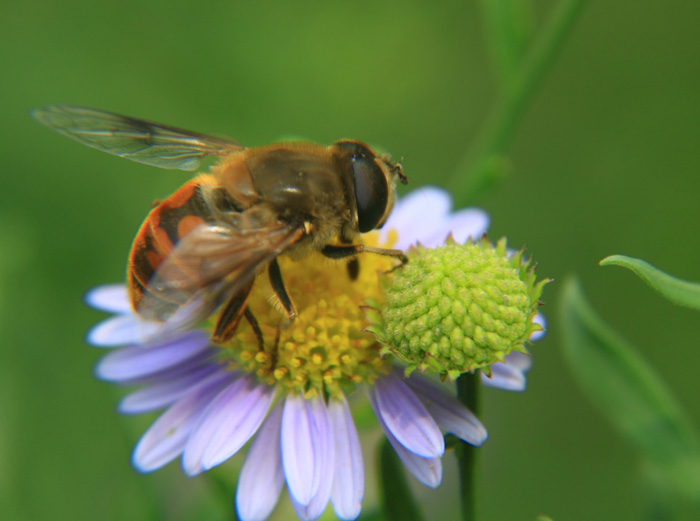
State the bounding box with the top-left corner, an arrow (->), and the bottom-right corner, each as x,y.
127,178 -> 213,319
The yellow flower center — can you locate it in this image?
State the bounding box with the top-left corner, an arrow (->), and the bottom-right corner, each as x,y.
213,232 -> 398,397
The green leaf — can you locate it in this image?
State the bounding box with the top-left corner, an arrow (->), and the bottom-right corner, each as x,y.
450,0 -> 590,206
600,255 -> 700,310
560,277 -> 700,504
454,154 -> 511,205
477,0 -> 534,88
379,439 -> 425,521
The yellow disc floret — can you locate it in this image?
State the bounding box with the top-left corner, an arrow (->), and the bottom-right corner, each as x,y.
215,233 -> 396,397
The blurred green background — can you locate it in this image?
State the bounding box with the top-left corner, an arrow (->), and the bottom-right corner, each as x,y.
2,1 -> 699,520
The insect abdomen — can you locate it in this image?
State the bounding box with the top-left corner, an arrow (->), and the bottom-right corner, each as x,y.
127,179 -> 213,317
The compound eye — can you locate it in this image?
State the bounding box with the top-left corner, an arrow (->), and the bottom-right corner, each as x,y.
353,156 -> 388,233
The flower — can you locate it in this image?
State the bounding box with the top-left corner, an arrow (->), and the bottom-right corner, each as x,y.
85,186 -> 544,521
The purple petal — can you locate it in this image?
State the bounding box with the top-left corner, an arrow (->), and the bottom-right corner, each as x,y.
236,402 -> 285,521
420,208 -> 489,248
84,284 -> 132,313
329,394 -> 364,521
137,295 -> 214,345
115,346 -> 219,386
281,392 -> 330,506
182,374 -> 275,476
87,314 -> 159,347
381,187 -> 452,249
385,430 -> 442,489
503,351 -> 533,371
369,389 -> 442,488
95,330 -> 211,382
405,373 -> 487,446
118,363 -> 222,414
289,396 -> 334,521
201,379 -> 276,470
131,369 -> 233,472
530,313 -> 547,342
373,373 -> 444,458
281,393 -> 317,505
481,361 -> 527,391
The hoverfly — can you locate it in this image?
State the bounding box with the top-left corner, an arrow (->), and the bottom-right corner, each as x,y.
34,105 -> 408,345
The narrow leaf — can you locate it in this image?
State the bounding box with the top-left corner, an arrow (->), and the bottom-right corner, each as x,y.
560,277 -> 700,503
450,0 -> 590,205
477,0 -> 534,88
378,439 -> 425,521
600,255 -> 700,310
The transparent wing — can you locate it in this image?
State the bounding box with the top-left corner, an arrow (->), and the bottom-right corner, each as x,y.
32,105 -> 244,171
139,212 -> 305,339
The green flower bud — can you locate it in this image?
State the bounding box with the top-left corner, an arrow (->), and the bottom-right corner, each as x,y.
366,236 -> 549,380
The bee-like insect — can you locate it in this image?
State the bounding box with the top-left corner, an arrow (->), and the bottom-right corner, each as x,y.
34,105 -> 408,345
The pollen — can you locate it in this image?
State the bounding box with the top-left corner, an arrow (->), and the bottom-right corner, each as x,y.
217,233 -> 395,397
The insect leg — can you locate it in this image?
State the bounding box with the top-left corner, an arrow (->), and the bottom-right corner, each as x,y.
346,258 -> 360,280
268,259 -> 298,326
244,307 -> 265,351
211,280 -> 254,344
263,326 -> 281,374
321,244 -> 409,267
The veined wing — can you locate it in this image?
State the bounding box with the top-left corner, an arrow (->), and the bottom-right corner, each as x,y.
32,105 -> 244,171
139,212 -> 305,337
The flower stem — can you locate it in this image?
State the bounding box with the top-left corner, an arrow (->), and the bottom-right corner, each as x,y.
449,0 -> 590,206
379,438 -> 425,521
456,372 -> 481,521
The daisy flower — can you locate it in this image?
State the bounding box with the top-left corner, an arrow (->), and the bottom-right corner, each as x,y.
85,186 -> 544,521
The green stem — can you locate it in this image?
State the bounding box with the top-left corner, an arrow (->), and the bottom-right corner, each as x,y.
379,439 -> 425,521
449,0 -> 590,205
456,372 -> 481,521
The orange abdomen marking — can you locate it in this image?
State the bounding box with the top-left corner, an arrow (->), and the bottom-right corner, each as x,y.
127,179 -> 212,315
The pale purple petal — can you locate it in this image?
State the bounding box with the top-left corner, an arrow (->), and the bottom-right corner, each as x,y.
481,351 -> 533,391
381,187 -> 452,249
482,359 -> 528,391
137,295 -> 213,344
131,369 -> 233,472
281,392 -> 326,505
405,373 -> 487,446
118,363 -> 222,414
201,379 -> 276,470
373,373 -> 444,458
503,351 -> 533,371
329,395 -> 364,520
419,208 -> 490,247
84,284 -> 132,313
95,330 -> 211,382
182,374 -> 275,476
115,346 -> 219,386
481,366 -> 524,391
530,313 -> 547,341
369,389 -> 442,488
236,402 -> 285,521
385,430 -> 442,489
87,314 -> 159,347
290,396 -> 334,521
328,395 -> 365,519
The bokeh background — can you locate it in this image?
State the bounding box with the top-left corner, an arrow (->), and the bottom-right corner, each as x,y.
2,1 -> 699,520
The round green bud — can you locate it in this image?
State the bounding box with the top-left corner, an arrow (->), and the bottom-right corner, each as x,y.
368,236 -> 549,380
